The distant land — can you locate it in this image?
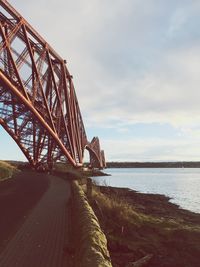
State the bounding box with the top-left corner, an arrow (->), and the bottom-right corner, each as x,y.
3,160 -> 200,169
106,161 -> 200,168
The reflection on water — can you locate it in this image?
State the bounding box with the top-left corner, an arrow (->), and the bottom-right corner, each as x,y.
93,168 -> 200,213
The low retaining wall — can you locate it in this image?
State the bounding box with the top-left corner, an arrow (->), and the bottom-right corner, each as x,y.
71,180 -> 112,267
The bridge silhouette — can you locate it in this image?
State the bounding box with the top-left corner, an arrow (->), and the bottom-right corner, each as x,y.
0,0 -> 105,170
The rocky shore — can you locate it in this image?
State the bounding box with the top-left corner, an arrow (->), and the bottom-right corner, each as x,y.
89,184 -> 200,267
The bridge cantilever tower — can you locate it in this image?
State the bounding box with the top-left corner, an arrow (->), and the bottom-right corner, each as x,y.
0,0 -> 106,169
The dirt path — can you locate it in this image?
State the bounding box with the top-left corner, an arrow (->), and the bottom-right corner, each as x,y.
0,171 -> 71,267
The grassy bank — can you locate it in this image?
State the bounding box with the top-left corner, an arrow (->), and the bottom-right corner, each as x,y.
88,185 -> 200,267
0,161 -> 18,181
53,162 -> 108,179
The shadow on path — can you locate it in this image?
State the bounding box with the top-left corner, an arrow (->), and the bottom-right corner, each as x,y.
0,170 -> 71,267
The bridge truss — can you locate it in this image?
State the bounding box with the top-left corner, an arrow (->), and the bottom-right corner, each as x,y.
0,0 -> 106,169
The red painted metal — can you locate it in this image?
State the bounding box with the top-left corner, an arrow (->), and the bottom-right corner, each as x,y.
0,0 -> 106,169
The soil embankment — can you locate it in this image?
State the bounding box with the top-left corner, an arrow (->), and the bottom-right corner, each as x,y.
89,185 -> 200,267
0,170 -> 49,250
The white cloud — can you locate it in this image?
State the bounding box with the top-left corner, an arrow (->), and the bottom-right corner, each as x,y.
82,43 -> 200,132
102,136 -> 200,162
4,0 -> 200,161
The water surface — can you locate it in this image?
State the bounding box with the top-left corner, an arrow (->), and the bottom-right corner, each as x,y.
93,168 -> 200,213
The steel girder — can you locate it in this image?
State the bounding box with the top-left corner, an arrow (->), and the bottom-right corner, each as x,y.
0,0 -> 105,169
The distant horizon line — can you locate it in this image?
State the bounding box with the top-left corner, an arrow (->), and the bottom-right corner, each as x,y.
2,159 -> 200,163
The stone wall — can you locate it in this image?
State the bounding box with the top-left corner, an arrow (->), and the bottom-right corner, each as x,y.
71,180 -> 112,267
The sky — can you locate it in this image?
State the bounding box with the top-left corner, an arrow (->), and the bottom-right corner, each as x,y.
1,0 -> 200,162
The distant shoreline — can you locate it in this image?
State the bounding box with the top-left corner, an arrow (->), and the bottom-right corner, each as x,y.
106,161 -> 200,168
4,160 -> 200,169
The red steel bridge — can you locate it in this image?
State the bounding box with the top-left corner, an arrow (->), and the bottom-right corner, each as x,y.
0,0 -> 106,170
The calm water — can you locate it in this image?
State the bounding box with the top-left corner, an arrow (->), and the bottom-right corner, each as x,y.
93,168 -> 200,214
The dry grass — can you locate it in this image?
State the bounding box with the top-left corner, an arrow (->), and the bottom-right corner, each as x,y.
89,186 -> 200,267
92,188 -> 186,229
0,161 -> 18,181
53,162 -> 84,180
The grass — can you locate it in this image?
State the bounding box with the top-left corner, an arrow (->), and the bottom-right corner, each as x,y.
53,162 -> 108,181
53,162 -> 85,180
0,161 -> 18,181
89,185 -> 200,267
92,188 -> 187,231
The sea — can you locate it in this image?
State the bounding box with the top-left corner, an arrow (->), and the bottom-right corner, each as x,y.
92,168 -> 200,214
